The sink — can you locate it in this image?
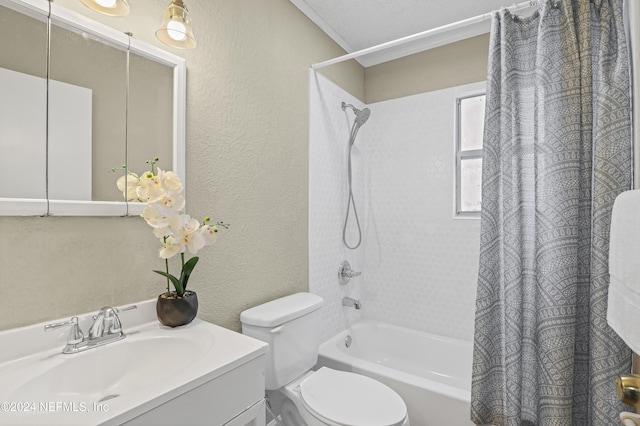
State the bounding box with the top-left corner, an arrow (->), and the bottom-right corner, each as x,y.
10,335 -> 212,403
0,299 -> 267,426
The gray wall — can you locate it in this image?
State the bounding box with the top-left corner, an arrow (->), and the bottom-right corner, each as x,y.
365,34 -> 490,103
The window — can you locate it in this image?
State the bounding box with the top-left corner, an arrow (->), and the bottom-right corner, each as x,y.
455,93 -> 485,217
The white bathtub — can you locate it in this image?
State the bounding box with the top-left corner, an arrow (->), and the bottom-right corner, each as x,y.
317,320 -> 474,426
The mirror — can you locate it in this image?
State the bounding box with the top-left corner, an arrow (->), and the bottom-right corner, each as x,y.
0,0 -> 185,216
127,50 -> 175,191
49,16 -> 128,207
0,2 -> 49,214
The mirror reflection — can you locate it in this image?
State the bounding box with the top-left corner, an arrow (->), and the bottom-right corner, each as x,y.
0,5 -> 48,202
49,20 -> 128,202
0,0 -> 185,216
127,51 -> 174,184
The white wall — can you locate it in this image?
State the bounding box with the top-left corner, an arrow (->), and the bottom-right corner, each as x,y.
362,83 -> 483,341
310,72 -> 482,341
309,70 -> 365,341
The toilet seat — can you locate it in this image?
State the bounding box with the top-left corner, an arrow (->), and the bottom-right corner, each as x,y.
299,367 -> 407,426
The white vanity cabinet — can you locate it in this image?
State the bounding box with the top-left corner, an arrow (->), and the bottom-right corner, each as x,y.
121,354 -> 266,426
0,299 -> 268,426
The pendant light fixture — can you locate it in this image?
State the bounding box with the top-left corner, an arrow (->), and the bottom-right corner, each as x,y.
155,0 -> 197,49
80,0 -> 130,17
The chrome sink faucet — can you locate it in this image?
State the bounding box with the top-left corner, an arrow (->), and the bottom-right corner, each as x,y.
89,306 -> 131,339
342,297 -> 362,310
44,305 -> 137,354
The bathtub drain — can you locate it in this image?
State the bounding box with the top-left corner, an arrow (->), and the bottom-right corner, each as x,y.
345,335 -> 352,348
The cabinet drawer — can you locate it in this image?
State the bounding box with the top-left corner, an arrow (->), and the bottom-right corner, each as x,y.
222,399 -> 265,426
123,355 -> 265,426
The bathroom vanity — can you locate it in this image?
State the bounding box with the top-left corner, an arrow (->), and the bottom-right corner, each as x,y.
0,299 -> 268,426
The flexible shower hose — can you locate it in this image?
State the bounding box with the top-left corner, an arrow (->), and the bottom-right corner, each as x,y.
342,120 -> 363,250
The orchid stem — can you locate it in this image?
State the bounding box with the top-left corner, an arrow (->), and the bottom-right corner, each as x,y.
180,253 -> 185,295
165,258 -> 170,296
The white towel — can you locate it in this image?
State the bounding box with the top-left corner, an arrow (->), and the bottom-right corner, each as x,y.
607,189 -> 640,354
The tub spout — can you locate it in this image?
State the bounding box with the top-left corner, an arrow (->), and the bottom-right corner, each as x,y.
342,297 -> 362,310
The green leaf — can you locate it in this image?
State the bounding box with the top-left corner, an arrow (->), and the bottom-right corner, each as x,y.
180,257 -> 199,292
153,270 -> 184,296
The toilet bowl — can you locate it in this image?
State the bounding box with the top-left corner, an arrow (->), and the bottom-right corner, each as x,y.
279,368 -> 409,426
240,292 -> 409,426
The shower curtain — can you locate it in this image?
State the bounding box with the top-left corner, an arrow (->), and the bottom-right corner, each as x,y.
471,0 -> 633,425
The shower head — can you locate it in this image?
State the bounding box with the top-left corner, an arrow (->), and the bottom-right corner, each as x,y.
355,107 -> 370,126
342,102 -> 371,127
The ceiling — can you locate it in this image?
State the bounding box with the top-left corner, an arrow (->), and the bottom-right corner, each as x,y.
290,0 -> 538,67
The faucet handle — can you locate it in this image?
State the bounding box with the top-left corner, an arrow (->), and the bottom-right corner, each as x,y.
90,305 -> 137,338
110,315 -> 123,334
92,304 -> 137,318
44,316 -> 84,345
89,310 -> 105,339
111,305 -> 137,333
115,304 -> 137,314
338,260 -> 362,285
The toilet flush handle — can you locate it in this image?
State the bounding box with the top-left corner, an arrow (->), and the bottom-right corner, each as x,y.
270,325 -> 284,334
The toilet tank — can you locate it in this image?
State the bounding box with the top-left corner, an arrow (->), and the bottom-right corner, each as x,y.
240,292 -> 324,390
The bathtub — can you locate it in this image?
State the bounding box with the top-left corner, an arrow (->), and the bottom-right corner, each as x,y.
317,320 -> 474,426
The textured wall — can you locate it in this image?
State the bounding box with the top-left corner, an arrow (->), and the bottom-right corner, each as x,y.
364,34 -> 490,104
0,0 -> 364,331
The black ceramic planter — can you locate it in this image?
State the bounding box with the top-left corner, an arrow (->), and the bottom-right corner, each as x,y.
156,291 -> 198,327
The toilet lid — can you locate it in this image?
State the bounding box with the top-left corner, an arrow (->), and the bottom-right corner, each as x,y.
299,367 -> 407,426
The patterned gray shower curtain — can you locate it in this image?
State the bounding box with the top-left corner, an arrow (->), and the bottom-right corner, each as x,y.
471,0 -> 633,425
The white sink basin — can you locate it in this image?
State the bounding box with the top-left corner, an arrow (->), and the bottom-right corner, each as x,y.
0,299 -> 267,426
10,335 -> 211,403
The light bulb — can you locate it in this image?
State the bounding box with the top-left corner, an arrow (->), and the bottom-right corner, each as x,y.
80,0 -> 128,16
156,1 -> 196,49
95,0 -> 117,7
167,20 -> 187,41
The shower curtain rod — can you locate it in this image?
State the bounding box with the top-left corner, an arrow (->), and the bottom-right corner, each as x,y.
311,0 -> 540,70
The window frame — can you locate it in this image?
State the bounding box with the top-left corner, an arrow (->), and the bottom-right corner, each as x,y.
454,90 -> 486,218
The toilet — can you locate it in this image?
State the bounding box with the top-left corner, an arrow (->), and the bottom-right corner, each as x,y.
241,292 -> 410,426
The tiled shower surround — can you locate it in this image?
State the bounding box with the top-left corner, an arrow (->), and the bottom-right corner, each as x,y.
309,71 -> 482,342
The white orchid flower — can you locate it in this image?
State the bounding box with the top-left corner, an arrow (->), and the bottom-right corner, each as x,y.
159,236 -> 183,259
116,173 -> 140,201
169,214 -> 198,233
159,192 -> 185,212
199,223 -> 218,246
137,171 -> 166,203
116,159 -> 225,298
153,227 -> 170,239
183,230 -> 205,254
173,214 -> 205,255
160,170 -> 183,195
141,204 -> 180,241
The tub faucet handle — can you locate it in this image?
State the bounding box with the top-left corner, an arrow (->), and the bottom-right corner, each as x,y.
338,260 -> 361,285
